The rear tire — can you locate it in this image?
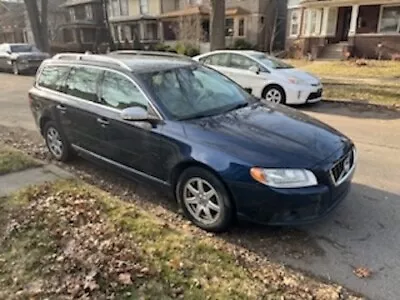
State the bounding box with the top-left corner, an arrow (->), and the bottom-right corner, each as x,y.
176,167 -> 234,232
43,121 -> 71,162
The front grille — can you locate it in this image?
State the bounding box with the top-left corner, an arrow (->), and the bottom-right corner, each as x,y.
307,88 -> 323,100
330,149 -> 355,185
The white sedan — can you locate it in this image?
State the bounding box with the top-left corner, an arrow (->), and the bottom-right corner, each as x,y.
193,50 -> 323,105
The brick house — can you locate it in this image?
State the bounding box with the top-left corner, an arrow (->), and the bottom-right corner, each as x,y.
55,0 -> 108,52
286,0 -> 400,59
0,0 -> 25,44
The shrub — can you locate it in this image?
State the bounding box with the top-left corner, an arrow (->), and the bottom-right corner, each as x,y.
174,43 -> 200,57
232,39 -> 254,50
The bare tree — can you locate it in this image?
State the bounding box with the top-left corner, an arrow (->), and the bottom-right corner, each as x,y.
210,0 -> 225,50
24,0 -> 49,52
101,0 -> 115,51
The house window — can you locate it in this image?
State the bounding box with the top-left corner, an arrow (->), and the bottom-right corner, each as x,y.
69,8 -> 75,21
302,9 -> 308,35
225,18 -> 234,36
379,6 -> 400,33
289,9 -> 300,36
120,0 -> 129,16
238,18 -> 245,36
143,23 -> 158,40
140,0 -> 148,14
85,5 -> 93,20
309,8 -> 322,35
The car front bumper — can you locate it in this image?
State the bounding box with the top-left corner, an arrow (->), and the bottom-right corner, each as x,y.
285,84 -> 323,105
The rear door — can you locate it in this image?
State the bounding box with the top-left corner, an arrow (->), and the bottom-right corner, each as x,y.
97,70 -> 165,180
199,53 -> 232,77
62,66 -> 106,155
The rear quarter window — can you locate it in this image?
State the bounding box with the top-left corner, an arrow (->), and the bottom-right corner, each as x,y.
37,65 -> 71,92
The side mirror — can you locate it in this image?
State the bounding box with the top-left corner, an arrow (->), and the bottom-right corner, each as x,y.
6,50 -> 11,55
249,65 -> 260,74
121,106 -> 148,121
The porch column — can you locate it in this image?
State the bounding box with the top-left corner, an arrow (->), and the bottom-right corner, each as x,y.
348,4 -> 359,37
321,7 -> 330,37
305,9 -> 312,36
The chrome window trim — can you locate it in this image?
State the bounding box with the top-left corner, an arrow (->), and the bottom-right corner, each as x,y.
330,147 -> 357,187
71,144 -> 170,186
35,62 -> 164,120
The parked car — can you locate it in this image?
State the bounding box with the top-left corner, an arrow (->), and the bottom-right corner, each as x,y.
0,43 -> 50,75
193,50 -> 323,105
29,52 -> 356,232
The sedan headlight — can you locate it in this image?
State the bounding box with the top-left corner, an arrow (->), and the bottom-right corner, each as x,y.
250,168 -> 318,188
288,77 -> 306,85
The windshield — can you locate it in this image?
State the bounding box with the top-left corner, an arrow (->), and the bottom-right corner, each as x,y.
250,53 -> 294,70
138,65 -> 251,120
10,45 -> 39,53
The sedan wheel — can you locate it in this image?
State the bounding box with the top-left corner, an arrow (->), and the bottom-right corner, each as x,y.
183,178 -> 222,225
177,167 -> 234,232
12,62 -> 19,75
265,87 -> 284,103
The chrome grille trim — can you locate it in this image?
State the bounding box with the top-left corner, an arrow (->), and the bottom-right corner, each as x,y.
330,148 -> 356,186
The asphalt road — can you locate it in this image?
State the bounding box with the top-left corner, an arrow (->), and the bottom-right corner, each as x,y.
1,73 -> 399,299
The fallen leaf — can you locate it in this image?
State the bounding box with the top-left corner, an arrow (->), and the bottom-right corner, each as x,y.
353,266 -> 372,278
118,273 -> 132,285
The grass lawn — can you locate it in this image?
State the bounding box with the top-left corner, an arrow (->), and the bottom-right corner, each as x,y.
0,180 -> 362,300
285,60 -> 400,79
0,144 -> 40,175
323,83 -> 400,106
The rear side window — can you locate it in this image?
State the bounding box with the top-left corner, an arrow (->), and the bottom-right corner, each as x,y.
65,67 -> 103,102
202,54 -> 230,67
37,66 -> 70,92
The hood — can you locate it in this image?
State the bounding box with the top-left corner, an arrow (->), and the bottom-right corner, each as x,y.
274,68 -> 320,85
184,103 -> 350,168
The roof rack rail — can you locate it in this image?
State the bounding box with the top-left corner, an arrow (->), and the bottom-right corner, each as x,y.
110,50 -> 192,60
52,53 -> 131,71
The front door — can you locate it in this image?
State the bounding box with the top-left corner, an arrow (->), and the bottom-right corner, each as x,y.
97,70 -> 164,180
337,7 -> 352,41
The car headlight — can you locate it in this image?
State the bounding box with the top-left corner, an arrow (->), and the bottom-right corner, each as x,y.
288,77 -> 306,85
250,168 -> 318,188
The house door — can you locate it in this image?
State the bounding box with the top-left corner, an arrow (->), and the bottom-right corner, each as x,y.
337,7 -> 352,41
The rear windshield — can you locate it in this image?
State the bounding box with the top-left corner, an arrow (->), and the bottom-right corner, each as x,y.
10,45 -> 40,53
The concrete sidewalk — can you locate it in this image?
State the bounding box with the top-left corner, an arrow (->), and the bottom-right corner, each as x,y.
0,164 -> 73,197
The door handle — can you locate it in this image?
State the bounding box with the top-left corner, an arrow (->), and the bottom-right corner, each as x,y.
97,117 -> 109,126
56,104 -> 67,114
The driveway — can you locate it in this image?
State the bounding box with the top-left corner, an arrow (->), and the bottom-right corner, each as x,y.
0,73 -> 399,299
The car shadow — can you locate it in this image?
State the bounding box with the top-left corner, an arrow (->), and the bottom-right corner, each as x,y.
297,101 -> 400,120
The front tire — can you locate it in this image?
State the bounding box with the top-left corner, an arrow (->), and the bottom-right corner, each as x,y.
12,61 -> 19,75
262,85 -> 286,104
44,121 -> 71,162
176,167 -> 234,232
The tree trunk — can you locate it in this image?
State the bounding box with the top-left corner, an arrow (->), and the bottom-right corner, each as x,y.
101,0 -> 115,51
210,0 -> 225,51
24,0 -> 43,50
41,0 -> 49,52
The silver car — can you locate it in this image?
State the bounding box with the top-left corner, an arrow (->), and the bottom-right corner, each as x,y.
0,43 -> 50,75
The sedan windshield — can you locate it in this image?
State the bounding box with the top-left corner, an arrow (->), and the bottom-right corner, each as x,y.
138,65 -> 251,120
250,53 -> 294,70
10,44 -> 39,53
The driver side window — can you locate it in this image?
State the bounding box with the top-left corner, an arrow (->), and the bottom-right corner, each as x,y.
230,54 -> 258,70
100,71 -> 148,110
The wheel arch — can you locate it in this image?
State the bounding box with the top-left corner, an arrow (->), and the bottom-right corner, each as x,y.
39,115 -> 53,136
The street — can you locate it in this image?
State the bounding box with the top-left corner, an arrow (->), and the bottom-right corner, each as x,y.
1,72 -> 400,300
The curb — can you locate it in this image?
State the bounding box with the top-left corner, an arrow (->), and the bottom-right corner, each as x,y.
322,98 -> 400,111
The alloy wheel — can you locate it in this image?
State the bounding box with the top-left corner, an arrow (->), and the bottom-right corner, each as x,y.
183,177 -> 222,225
46,127 -> 64,159
265,88 -> 282,103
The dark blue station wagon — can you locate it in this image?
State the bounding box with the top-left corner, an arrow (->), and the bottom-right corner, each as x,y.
29,52 -> 356,232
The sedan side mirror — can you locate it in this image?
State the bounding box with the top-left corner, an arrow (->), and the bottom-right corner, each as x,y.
121,106 -> 148,121
249,65 -> 260,74
6,50 -> 11,55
